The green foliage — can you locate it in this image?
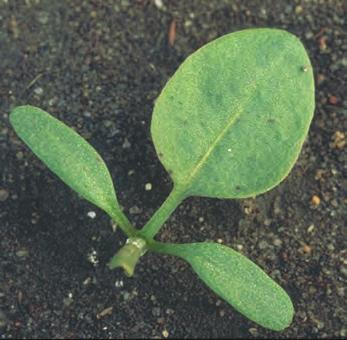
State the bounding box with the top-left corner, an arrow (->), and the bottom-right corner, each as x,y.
10,106 -> 136,236
152,242 -> 293,331
151,28 -> 314,199
9,28 -> 315,332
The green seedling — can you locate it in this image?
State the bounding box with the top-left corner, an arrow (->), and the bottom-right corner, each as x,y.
9,28 -> 314,331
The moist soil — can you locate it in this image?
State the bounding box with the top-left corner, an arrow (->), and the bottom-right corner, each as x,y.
0,0 -> 346,338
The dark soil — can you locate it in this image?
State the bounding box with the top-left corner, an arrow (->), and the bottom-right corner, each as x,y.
0,0 -> 346,338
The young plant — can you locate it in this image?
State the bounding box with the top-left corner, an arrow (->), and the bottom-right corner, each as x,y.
9,28 -> 314,331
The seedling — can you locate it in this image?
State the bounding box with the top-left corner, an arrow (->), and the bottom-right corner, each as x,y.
9,29 -> 314,331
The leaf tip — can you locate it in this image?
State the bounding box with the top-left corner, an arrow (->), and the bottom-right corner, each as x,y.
269,293 -> 295,332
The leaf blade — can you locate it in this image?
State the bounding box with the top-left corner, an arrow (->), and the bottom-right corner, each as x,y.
152,242 -> 294,331
151,28 -> 315,198
10,105 -> 134,235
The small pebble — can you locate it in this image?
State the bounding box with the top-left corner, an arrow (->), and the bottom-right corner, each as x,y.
97,306 -> 113,319
244,206 -> 252,215
115,280 -> 124,288
83,277 -> 91,286
311,195 -> 321,206
63,296 -> 73,307
249,328 -> 258,336
327,243 -> 335,251
331,131 -> 346,149
305,31 -> 314,39
307,224 -> 315,233
303,244 -> 312,254
328,95 -> 338,105
165,308 -> 174,315
129,206 -> 142,214
16,249 -> 29,258
34,87 -> 43,95
273,238 -> 282,247
47,99 -> 56,108
87,249 -> 99,266
236,244 -> 243,251
87,211 -> 96,219
0,189 -> 9,202
145,183 -> 152,191
319,36 -> 327,51
162,329 -> 169,338
122,138 -> 131,149
154,0 -> 163,9
295,5 -> 303,14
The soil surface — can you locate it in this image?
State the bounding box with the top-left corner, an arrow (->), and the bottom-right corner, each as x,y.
0,0 -> 346,338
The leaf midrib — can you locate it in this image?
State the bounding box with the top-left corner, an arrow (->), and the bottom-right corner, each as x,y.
179,51 -> 288,193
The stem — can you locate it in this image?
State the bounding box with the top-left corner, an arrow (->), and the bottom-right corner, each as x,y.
139,185 -> 187,239
147,240 -> 184,257
109,208 -> 137,237
108,237 -> 147,276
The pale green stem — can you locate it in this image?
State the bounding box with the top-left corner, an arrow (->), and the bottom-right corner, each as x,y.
108,186 -> 186,276
139,185 -> 187,239
109,208 -> 137,237
108,237 -> 147,276
147,240 -> 183,257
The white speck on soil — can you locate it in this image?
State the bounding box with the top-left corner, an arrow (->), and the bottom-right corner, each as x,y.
307,224 -> 315,233
83,277 -> 91,285
111,220 -> 117,232
122,138 -> 131,149
87,249 -> 99,266
87,211 -> 96,219
154,0 -> 163,10
34,87 -> 43,95
115,280 -> 124,288
0,189 -> 9,202
63,293 -> 73,307
145,182 -> 152,191
236,244 -> 244,251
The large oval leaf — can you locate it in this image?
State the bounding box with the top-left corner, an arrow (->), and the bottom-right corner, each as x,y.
10,105 -> 134,235
151,28 -> 315,198
151,242 -> 294,331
